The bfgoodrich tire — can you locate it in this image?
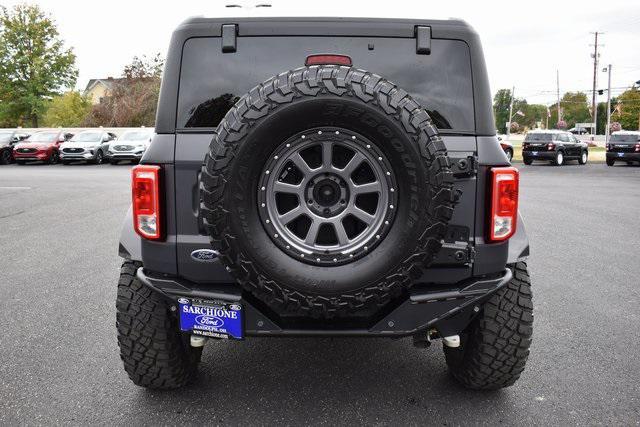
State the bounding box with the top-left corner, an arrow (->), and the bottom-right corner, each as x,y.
200,65 -> 456,318
444,262 -> 533,390
116,261 -> 202,389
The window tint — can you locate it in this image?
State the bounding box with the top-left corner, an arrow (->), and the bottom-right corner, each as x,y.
178,37 -> 475,132
610,134 -> 640,142
525,133 -> 553,142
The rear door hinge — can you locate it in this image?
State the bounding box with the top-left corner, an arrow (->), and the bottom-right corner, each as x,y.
451,156 -> 477,178
222,24 -> 238,53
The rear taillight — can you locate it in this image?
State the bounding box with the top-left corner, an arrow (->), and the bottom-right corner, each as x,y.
132,165 -> 162,240
305,54 -> 352,66
606,144 -> 611,151
488,167 -> 519,242
635,144 -> 640,152
547,143 -> 555,151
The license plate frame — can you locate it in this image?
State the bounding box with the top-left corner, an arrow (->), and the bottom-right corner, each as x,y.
178,297 -> 243,340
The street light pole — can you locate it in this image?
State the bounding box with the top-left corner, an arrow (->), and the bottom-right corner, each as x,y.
605,64 -> 612,144
507,86 -> 514,140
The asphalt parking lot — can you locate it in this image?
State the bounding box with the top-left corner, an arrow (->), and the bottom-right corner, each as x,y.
1,161 -> 639,425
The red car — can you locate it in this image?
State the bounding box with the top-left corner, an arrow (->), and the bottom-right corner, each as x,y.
13,130 -> 73,164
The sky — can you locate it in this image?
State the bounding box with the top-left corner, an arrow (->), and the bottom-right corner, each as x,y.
3,0 -> 640,106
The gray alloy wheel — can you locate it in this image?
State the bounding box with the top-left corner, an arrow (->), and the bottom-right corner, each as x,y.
257,128 -> 397,266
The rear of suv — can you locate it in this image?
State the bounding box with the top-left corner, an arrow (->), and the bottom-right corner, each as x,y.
116,17 -> 533,391
606,131 -> 640,166
522,130 -> 588,166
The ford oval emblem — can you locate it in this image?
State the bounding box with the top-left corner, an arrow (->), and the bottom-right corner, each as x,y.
195,315 -> 224,328
177,297 -> 190,305
190,249 -> 219,262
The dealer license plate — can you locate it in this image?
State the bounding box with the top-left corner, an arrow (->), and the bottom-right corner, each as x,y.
178,297 -> 243,339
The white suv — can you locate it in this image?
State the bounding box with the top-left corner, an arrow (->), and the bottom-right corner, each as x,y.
107,129 -> 154,164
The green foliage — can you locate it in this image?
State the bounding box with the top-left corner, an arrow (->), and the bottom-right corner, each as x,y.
493,88 -> 511,133
548,92 -> 591,130
42,91 -> 92,127
0,4 -> 78,127
612,88 -> 640,131
493,89 -> 549,132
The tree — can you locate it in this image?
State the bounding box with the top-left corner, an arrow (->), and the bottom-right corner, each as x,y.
0,4 -> 77,127
123,53 -> 163,79
493,89 -> 512,133
42,91 -> 92,127
83,54 -> 164,127
611,88 -> 640,131
548,92 -> 590,130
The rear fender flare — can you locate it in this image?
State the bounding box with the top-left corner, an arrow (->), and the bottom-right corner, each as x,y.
118,205 -> 142,261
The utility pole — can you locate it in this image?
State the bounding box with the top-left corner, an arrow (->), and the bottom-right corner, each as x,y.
605,64 -> 612,143
590,32 -> 601,138
507,86 -> 515,140
556,70 -> 561,126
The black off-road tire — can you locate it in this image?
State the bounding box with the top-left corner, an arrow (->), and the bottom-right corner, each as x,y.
200,65 -> 456,318
444,262 -> 533,390
116,260 -> 202,389
606,158 -> 615,166
522,157 -> 532,165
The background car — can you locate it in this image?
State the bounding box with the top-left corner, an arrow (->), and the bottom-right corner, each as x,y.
59,130 -> 116,165
497,136 -> 514,161
569,127 -> 590,135
0,130 -> 30,164
106,128 -> 154,164
522,130 -> 588,166
606,131 -> 640,166
12,130 -> 72,164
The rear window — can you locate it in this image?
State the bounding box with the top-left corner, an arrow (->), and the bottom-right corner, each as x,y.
610,134 -> 639,142
525,133 -> 554,142
177,37 -> 474,133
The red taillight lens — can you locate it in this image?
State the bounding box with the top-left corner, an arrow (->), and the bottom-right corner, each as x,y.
488,167 -> 519,242
635,144 -> 640,152
547,143 -> 555,151
305,54 -> 352,66
132,165 -> 161,240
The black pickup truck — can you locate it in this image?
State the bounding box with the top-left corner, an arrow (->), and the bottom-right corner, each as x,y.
116,16 -> 532,391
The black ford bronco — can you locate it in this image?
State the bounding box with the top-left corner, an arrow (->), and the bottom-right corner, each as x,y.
116,16 -> 533,390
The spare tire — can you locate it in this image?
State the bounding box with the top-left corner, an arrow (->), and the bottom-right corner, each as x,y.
201,65 -> 456,318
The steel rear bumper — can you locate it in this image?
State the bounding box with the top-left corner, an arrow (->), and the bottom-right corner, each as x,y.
136,267 -> 512,338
